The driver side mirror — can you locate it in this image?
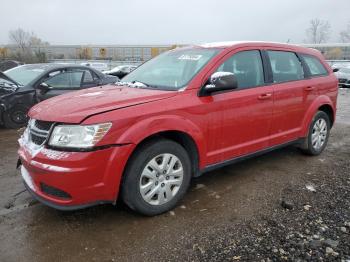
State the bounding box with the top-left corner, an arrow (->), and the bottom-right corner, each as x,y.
200,72 -> 238,96
332,68 -> 339,73
37,82 -> 51,93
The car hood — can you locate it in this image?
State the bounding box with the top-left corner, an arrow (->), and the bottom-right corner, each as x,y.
29,85 -> 178,123
0,71 -> 20,97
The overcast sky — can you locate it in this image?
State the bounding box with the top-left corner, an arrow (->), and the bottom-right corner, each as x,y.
1,0 -> 349,45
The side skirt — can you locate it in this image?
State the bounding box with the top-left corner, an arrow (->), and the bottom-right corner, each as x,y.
198,138 -> 304,176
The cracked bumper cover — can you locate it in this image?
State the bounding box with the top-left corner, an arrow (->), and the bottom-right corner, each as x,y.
18,141 -> 135,210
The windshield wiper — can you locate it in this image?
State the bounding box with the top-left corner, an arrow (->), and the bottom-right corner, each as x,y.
115,80 -> 150,88
130,80 -> 150,88
114,80 -> 169,90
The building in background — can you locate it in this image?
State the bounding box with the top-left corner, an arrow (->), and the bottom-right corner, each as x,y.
1,43 -> 349,63
0,44 -> 178,62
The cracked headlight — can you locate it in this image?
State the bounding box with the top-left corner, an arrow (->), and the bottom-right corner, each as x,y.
48,123 -> 112,149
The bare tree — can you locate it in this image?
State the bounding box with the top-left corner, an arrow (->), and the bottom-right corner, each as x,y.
8,28 -> 31,52
306,18 -> 331,44
339,22 -> 350,43
29,35 -> 49,47
8,28 -> 49,63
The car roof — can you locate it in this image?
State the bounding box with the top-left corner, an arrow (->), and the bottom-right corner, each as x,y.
7,63 -> 106,87
193,41 -> 322,57
17,63 -> 94,70
13,63 -> 105,77
198,41 -> 299,48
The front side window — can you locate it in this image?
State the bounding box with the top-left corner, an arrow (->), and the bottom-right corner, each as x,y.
215,50 -> 264,89
267,51 -> 304,83
301,55 -> 328,77
122,48 -> 219,90
44,71 -> 83,89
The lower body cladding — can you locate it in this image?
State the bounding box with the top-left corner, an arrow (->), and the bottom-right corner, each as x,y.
18,143 -> 135,210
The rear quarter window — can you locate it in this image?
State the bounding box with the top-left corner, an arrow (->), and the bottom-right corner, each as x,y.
301,55 -> 328,77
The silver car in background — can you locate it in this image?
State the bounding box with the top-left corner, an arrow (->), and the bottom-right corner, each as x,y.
335,67 -> 350,88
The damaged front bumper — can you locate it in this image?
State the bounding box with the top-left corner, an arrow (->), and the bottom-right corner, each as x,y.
17,136 -> 135,210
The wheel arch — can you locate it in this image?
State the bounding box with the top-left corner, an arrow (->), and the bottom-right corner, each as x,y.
134,130 -> 200,177
301,95 -> 336,137
318,104 -> 335,127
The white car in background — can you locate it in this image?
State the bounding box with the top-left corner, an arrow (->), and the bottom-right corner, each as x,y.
335,67 -> 350,88
103,65 -> 137,78
80,62 -> 109,72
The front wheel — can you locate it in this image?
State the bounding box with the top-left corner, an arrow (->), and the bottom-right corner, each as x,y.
3,104 -> 29,129
300,111 -> 331,155
121,139 -> 191,216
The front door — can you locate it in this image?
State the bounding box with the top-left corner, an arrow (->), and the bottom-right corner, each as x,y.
36,69 -> 85,101
206,49 -> 274,162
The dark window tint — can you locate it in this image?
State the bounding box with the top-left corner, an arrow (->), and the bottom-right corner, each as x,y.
302,55 -> 328,76
267,51 -> 304,83
44,71 -> 83,89
216,50 -> 264,89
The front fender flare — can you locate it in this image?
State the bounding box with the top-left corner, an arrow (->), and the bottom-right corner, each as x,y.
115,115 -> 206,167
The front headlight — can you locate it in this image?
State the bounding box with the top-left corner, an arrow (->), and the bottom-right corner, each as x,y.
48,122 -> 112,149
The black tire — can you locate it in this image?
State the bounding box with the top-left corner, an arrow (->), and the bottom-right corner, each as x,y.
121,139 -> 192,216
3,104 -> 29,129
300,111 -> 330,155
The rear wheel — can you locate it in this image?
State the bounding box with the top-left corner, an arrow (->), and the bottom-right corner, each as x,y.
121,139 -> 191,216
300,111 -> 330,155
3,104 -> 29,129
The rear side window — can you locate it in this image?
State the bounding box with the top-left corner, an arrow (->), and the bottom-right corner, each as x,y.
82,70 -> 96,83
267,51 -> 304,83
301,55 -> 328,77
216,50 -> 264,89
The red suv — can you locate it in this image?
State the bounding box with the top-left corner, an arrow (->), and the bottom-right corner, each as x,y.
18,42 -> 338,216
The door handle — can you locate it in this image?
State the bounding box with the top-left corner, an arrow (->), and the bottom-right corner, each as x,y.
257,93 -> 272,100
304,86 -> 315,91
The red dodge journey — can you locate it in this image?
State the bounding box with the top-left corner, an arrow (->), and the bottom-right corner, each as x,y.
18,41 -> 338,216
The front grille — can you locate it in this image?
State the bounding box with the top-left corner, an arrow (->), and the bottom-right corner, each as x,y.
28,119 -> 54,146
31,133 -> 46,145
34,120 -> 53,131
40,183 -> 72,199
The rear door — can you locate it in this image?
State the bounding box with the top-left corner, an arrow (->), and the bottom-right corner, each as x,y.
265,50 -> 311,146
205,49 -> 274,161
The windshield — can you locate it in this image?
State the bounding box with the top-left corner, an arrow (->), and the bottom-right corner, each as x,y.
5,65 -> 45,85
122,48 -> 219,90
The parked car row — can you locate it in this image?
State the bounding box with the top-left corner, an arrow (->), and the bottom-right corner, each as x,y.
0,64 -> 118,128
